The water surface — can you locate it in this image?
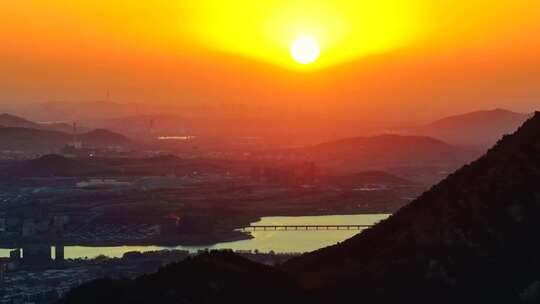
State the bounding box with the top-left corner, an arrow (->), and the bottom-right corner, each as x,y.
0,214 -> 390,259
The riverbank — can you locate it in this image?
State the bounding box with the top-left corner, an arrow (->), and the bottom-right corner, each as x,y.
0,214 -> 390,258
0,230 -> 252,249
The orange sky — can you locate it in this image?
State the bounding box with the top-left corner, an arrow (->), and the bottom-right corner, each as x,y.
1,1 -> 539,122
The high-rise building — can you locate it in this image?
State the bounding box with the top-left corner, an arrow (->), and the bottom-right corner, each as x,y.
55,244 -> 65,263
22,244 -> 52,266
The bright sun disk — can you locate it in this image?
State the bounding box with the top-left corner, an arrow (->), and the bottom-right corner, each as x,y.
291,36 -> 320,65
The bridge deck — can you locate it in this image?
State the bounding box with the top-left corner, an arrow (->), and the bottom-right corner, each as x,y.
241,224 -> 372,231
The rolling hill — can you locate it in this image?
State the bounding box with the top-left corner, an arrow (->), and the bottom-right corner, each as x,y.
290,134 -> 478,173
0,113 -> 88,133
0,126 -> 133,153
412,108 -> 532,148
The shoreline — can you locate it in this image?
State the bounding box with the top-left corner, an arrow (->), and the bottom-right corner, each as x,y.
0,212 -> 390,250
0,231 -> 253,249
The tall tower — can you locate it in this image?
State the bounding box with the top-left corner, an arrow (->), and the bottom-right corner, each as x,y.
71,122 -> 82,149
52,216 -> 65,263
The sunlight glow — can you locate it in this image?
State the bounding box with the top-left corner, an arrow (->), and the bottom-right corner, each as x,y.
186,0 -> 422,69
291,36 -> 320,64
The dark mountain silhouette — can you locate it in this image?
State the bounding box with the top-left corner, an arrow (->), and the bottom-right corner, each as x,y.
61,112 -> 540,304
412,108 -> 532,148
58,251 -> 302,304
290,134 -> 478,173
0,126 -> 132,153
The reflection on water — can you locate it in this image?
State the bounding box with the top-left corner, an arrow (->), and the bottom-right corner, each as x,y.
0,214 -> 390,259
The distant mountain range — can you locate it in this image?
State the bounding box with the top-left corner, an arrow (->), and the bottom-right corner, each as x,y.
0,113 -> 88,133
285,134 -> 478,173
412,108 -> 532,148
0,127 -> 132,153
87,108 -> 534,150
0,114 -> 132,153
0,108 -> 532,158
8,104 -> 528,151
61,112 -> 540,303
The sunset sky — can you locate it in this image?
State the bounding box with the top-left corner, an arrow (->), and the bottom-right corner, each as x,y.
1,1 -> 539,122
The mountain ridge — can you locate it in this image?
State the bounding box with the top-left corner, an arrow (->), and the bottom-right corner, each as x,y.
412,108 -> 532,147
0,113 -> 89,133
292,133 -> 477,174
0,126 -> 132,153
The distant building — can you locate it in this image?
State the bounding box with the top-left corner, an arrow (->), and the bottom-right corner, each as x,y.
22,244 -> 53,266
70,122 -> 83,149
69,141 -> 83,150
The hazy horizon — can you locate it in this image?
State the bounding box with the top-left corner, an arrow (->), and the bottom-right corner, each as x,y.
0,99 -> 534,125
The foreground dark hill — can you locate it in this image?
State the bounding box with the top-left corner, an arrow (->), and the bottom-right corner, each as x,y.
58,251 -> 301,304
60,112 -> 540,304
285,111 -> 540,303
412,108 -> 532,148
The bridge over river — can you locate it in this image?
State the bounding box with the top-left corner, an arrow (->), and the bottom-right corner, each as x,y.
241,224 -> 372,231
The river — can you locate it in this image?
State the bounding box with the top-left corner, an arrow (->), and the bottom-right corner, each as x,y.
0,214 -> 390,259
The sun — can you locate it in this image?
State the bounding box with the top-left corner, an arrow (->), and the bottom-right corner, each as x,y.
291,36 -> 320,65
